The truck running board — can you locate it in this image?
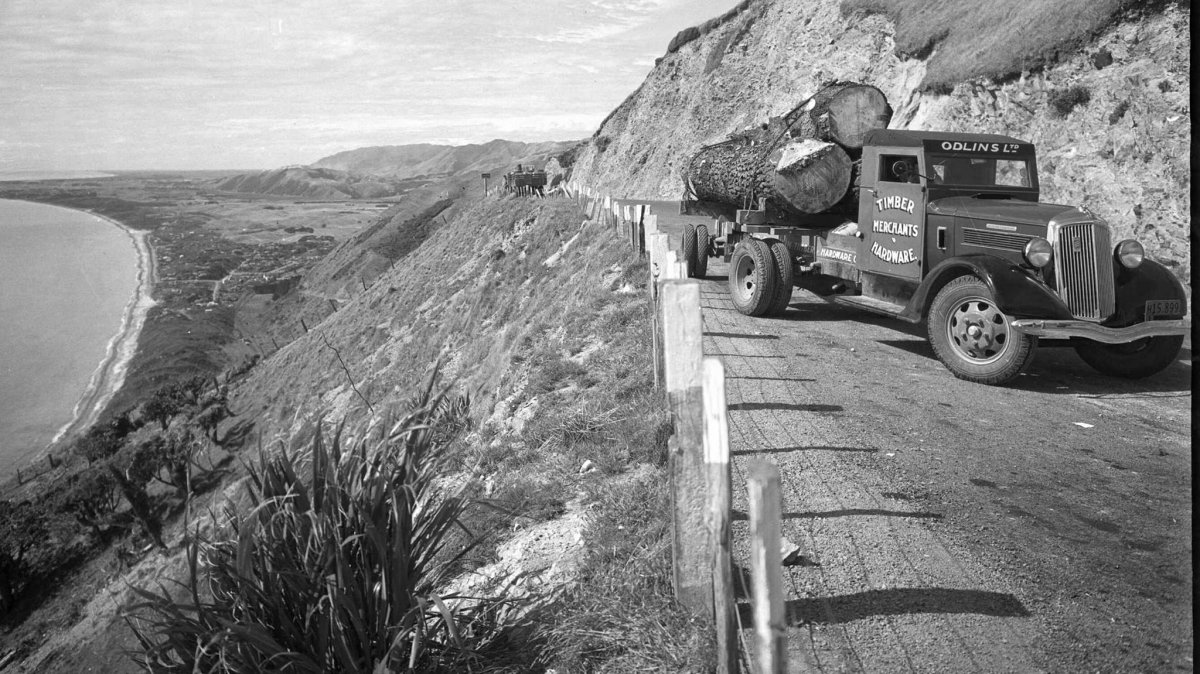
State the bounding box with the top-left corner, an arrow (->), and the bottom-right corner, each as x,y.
828,295 -> 906,318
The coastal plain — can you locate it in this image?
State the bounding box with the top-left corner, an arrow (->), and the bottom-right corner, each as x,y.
0,172 -> 390,489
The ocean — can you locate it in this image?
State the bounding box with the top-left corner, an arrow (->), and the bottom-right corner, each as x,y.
0,199 -> 141,478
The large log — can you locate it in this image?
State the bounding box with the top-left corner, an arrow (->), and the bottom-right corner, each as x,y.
727,82 -> 891,156
765,81 -> 893,152
686,138 -> 851,215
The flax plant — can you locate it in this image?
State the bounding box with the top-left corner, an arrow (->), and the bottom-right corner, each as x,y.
125,382 -> 513,673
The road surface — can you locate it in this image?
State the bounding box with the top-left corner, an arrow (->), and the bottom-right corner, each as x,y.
628,199 -> 1193,672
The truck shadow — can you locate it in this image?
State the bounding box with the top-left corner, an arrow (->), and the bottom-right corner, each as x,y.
775,301 -> 899,325
878,340 -> 1192,395
1007,347 -> 1191,395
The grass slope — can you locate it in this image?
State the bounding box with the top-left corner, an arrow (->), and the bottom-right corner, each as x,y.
840,0 -> 1168,90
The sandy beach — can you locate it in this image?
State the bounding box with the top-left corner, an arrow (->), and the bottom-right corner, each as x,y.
47,210 -> 156,450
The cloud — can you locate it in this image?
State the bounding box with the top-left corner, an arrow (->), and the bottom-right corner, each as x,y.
0,0 -> 737,169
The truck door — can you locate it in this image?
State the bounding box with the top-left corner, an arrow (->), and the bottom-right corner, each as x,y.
858,152 -> 926,281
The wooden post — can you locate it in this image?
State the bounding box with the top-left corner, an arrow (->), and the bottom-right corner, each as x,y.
747,460 -> 787,674
648,233 -> 671,388
636,207 -> 647,258
360,276 -> 368,292
661,280 -> 710,617
300,317 -> 309,333
328,299 -> 338,312
704,358 -> 737,674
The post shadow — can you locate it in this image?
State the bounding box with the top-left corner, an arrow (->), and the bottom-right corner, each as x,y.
761,588 -> 1032,625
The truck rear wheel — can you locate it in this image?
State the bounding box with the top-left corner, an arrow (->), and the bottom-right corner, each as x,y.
682,224 -> 697,278
1074,335 -> 1183,378
927,276 -> 1037,385
765,239 -> 794,316
694,224 -> 709,279
729,238 -> 777,316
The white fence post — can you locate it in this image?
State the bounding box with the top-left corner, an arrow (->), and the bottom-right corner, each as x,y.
704,358 -> 737,674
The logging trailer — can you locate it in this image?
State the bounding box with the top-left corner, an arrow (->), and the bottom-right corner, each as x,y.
680,128 -> 1190,385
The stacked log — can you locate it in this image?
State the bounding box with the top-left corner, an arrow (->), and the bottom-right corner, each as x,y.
687,139 -> 851,216
685,81 -> 891,217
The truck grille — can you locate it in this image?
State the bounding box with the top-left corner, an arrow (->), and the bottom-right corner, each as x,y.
1051,219 -> 1115,321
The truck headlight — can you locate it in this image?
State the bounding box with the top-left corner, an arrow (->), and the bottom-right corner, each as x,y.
1023,238 -> 1053,268
1115,239 -> 1144,269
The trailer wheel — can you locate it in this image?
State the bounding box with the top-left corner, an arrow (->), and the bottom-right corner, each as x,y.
682,224 -> 697,278
765,239 -> 794,316
694,224 -> 709,279
729,238 -> 777,316
927,276 -> 1037,385
1074,335 -> 1183,378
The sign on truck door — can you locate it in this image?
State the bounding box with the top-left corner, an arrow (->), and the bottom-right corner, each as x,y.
858,151 -> 925,281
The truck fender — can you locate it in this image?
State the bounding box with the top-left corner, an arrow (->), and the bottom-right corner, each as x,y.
899,255 -> 1074,323
1107,258 -> 1188,326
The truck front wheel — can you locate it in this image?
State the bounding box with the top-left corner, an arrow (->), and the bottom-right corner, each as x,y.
729,238 -> 777,316
927,276 -> 1037,385
1074,335 -> 1183,379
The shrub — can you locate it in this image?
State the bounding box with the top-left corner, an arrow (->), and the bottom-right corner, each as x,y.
58,468 -> 121,537
124,385 -> 520,672
74,424 -> 125,465
594,136 -> 612,153
1048,85 -> 1092,118
0,501 -> 47,614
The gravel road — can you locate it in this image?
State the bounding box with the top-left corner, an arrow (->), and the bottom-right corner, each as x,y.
633,201 -> 1193,673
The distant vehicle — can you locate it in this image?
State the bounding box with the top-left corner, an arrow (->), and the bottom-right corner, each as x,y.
504,164 -> 547,196
681,129 -> 1189,385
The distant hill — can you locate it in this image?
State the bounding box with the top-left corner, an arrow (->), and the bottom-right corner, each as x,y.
212,139 -> 582,199
312,139 -> 579,181
211,166 -> 404,199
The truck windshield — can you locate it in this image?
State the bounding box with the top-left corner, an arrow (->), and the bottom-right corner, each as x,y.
928,154 -> 1034,189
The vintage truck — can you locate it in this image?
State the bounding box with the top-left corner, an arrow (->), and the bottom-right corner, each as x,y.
680,129 -> 1189,385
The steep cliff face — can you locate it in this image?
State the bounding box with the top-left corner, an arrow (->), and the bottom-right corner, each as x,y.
571,0 -> 1190,287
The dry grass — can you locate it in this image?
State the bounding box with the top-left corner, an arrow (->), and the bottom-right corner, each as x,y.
840,0 -> 1161,90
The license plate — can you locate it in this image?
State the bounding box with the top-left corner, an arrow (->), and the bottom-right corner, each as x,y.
1145,299 -> 1183,320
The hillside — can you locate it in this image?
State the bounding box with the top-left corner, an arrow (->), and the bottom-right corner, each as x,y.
211,165 -> 406,199
569,0 -> 1190,288
313,138 -> 578,180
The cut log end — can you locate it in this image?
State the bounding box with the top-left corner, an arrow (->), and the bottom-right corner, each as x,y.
816,84 -> 893,150
771,141 -> 851,214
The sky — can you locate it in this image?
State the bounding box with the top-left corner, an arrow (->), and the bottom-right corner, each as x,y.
0,0 -> 737,172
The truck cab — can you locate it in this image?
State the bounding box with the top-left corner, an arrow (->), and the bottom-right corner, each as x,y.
689,129 -> 1189,385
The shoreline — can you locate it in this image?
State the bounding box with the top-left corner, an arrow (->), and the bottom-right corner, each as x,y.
37,205 -> 157,455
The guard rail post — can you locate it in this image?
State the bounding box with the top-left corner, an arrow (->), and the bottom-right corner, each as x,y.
703,358 -> 737,674
661,280 -> 711,617
747,460 -> 787,674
